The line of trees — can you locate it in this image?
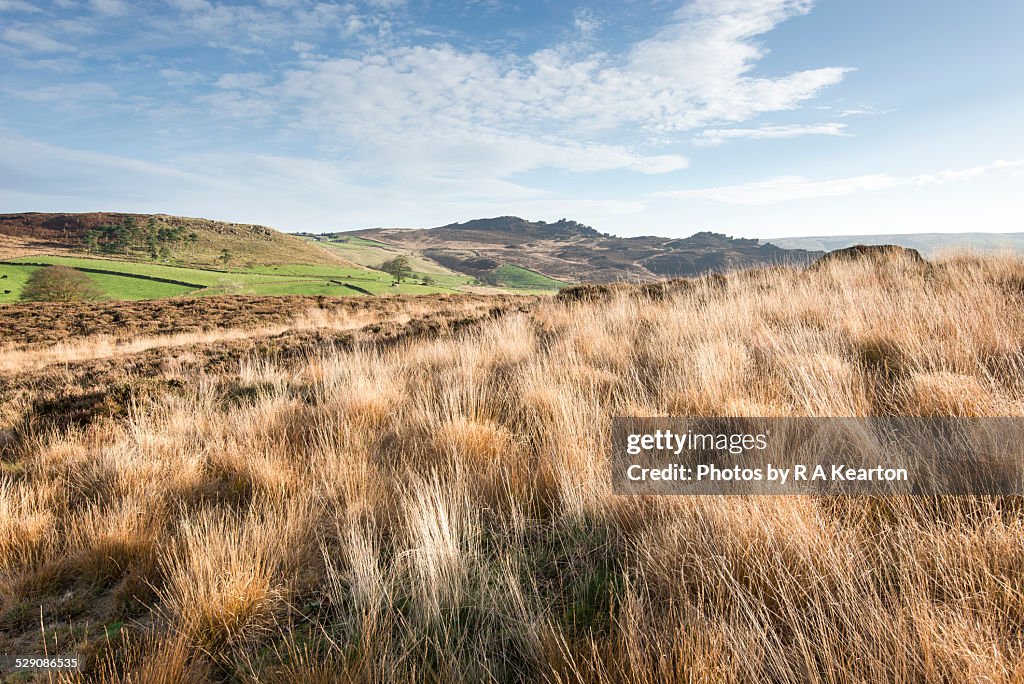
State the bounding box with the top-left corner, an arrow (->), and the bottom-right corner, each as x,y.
85,217 -> 199,261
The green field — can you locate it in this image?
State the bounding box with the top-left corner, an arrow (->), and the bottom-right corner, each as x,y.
82,271 -> 197,300
490,264 -> 565,291
0,264 -> 42,304
0,254 -> 467,303
313,236 -> 463,276
0,263 -> 198,303
312,236 -> 564,292
9,255 -> 295,287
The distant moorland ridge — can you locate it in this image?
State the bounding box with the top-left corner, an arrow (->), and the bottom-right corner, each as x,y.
320,215 -> 824,282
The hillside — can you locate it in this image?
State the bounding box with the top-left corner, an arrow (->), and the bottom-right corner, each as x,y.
0,213 -> 489,303
768,232 -> 1024,258
0,212 -> 355,268
319,216 -> 823,283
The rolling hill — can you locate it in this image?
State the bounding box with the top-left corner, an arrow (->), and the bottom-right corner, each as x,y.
0,213 -> 488,303
314,216 -> 824,283
0,212 -> 355,268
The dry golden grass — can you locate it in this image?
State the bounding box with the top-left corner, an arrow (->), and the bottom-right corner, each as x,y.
2,251 -> 1024,681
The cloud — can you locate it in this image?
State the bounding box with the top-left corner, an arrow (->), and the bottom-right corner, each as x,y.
0,0 -> 41,12
215,72 -> 269,89
195,0 -> 849,179
2,27 -> 75,52
89,0 -> 127,15
692,122 -> 848,146
159,68 -> 206,87
655,160 -> 1024,204
10,81 -> 119,104
0,0 -> 858,225
167,0 -> 212,11
573,8 -> 600,37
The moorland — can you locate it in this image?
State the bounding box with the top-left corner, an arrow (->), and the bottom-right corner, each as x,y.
2,247 -> 1023,681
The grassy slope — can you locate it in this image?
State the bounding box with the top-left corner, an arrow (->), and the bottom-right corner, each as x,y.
0,212 -> 364,272
1,255 -> 466,302
491,264 -> 565,291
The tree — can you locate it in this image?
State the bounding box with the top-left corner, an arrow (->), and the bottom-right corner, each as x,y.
220,249 -> 232,268
382,255 -> 413,283
85,230 -> 100,254
20,266 -> 102,302
123,217 -> 141,251
421,275 -> 436,286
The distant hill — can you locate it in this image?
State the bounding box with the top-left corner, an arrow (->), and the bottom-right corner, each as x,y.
766,232 -> 1024,258
0,212 -> 354,268
320,216 -> 822,283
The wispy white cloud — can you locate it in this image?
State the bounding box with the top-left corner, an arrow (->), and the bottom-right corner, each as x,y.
10,81 -> 119,103
692,122 -> 848,146
197,0 -> 850,178
159,68 -> 206,87
0,0 -> 41,12
167,0 -> 211,12
215,72 -> 269,89
573,8 -> 600,37
655,160 -> 1024,204
89,0 -> 127,16
2,27 -> 75,52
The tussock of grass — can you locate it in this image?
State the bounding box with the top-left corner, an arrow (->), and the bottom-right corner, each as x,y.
2,251 -> 1024,681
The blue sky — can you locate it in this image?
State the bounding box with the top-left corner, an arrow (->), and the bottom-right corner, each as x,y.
1,0 -> 1022,237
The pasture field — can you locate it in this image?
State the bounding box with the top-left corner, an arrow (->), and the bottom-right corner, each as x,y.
0,255 -> 468,302
0,265 -> 37,302
313,235 -> 462,276
490,263 -> 567,291
1,253 -> 1022,681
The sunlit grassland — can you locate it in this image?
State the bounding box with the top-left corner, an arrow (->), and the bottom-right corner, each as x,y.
2,252 -> 1023,681
1,255 -> 467,300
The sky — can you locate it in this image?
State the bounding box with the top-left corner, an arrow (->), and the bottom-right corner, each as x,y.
1,0 -> 1022,238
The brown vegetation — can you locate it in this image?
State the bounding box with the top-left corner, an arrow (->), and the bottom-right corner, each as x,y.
0,292 -> 529,347
2,251 -> 1024,681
